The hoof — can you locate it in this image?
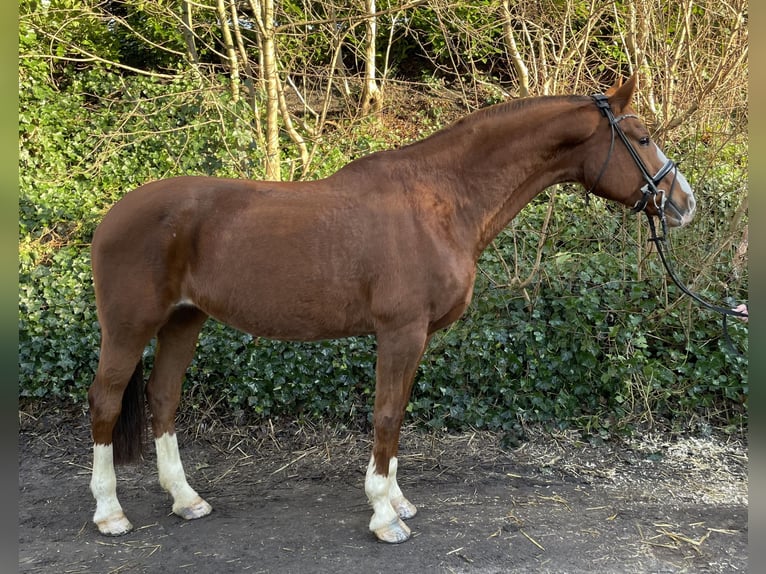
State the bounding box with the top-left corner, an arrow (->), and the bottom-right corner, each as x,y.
374,517 -> 411,544
392,497 -> 417,520
173,497 -> 213,521
96,511 -> 133,536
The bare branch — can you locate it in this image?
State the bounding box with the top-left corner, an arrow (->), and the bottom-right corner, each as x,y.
501,0 -> 530,97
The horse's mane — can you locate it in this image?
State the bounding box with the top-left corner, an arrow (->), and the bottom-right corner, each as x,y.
469,94 -> 586,121
401,95 -> 589,151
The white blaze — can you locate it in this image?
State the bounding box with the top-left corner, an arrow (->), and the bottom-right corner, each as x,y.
655,145 -> 696,223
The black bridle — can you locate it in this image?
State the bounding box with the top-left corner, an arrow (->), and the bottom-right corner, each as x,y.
589,93 -> 748,355
588,94 -> 680,216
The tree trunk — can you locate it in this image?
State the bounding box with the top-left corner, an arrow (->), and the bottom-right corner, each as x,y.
249,0 -> 281,181
360,0 -> 382,114
626,0 -> 656,115
180,0 -> 200,68
230,0 -> 249,67
501,0 -> 529,97
216,0 -> 240,102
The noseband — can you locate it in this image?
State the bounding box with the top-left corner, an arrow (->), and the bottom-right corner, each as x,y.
588,94 -> 680,219
588,93 -> 748,354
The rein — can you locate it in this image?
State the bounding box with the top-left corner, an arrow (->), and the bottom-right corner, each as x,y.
646,212 -> 747,357
589,93 -> 748,357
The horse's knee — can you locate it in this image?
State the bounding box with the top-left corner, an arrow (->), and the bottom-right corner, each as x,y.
374,410 -> 403,441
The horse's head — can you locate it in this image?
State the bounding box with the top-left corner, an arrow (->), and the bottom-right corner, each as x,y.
583,74 -> 696,228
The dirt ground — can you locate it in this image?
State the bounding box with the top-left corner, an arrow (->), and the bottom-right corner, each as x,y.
19,403 -> 747,573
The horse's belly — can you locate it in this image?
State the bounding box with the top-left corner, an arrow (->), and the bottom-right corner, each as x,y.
232,308 -> 375,342
189,280 -> 375,342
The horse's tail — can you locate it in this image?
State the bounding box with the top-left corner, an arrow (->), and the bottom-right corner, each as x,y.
112,361 -> 147,465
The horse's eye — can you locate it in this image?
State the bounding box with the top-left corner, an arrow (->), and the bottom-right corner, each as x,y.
639,136 -> 651,146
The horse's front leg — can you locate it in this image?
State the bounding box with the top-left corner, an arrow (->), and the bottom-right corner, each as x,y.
366,324 -> 428,543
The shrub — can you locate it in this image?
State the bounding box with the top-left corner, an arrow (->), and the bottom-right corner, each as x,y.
18,66 -> 747,436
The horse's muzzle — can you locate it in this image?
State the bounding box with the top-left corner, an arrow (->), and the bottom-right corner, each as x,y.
661,194 -> 696,228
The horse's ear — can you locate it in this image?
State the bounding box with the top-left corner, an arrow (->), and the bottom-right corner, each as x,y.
606,73 -> 637,112
604,77 -> 623,96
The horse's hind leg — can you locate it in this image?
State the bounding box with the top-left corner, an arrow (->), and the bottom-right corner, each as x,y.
88,333 -> 152,536
146,306 -> 212,521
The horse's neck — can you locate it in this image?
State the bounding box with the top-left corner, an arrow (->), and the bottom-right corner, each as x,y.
413,108 -> 585,258
470,166 -> 567,256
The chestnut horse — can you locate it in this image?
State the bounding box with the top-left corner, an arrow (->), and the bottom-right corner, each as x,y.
87,75 -> 695,543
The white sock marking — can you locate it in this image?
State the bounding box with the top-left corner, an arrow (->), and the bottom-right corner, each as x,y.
90,443 -> 124,523
365,455 -> 398,532
155,432 -> 202,511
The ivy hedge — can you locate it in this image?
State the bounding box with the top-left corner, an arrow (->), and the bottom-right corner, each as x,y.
19,71 -> 748,436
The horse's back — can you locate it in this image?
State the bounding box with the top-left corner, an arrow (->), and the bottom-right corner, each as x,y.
92,175 -> 349,267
